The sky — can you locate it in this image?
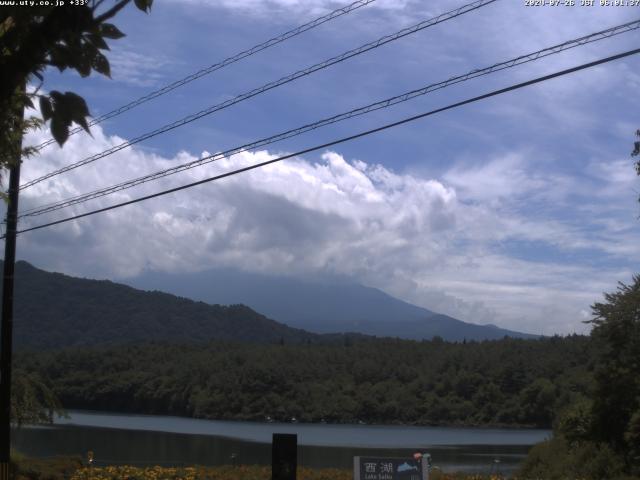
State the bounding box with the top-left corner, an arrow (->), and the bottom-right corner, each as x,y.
11,0 -> 640,335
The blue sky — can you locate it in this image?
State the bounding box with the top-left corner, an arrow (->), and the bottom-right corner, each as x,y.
14,0 -> 640,335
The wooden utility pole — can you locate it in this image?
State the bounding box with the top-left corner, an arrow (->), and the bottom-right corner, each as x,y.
0,91 -> 24,480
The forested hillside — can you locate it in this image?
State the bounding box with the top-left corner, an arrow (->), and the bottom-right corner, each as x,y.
18,335 -> 592,428
6,260 -> 535,348
5,261 -> 321,349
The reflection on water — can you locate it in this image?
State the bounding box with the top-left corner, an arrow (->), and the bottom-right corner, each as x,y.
12,411 -> 550,475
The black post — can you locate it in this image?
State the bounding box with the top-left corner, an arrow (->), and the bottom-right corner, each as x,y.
272,433 -> 297,480
0,96 -> 24,480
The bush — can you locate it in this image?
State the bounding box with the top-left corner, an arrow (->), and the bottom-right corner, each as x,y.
518,436 -> 631,480
11,454 -> 82,480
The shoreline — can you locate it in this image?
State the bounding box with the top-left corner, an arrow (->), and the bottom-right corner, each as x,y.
55,408 -> 552,431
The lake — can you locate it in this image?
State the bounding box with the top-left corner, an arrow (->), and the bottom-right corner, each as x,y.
13,411 -> 550,475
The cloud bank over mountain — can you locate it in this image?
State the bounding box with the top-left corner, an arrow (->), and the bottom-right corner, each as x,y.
16,112 -> 637,335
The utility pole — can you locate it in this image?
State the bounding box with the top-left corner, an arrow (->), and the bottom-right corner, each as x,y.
0,90 -> 24,480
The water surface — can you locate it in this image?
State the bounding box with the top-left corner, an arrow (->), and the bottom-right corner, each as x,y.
13,411 -> 550,475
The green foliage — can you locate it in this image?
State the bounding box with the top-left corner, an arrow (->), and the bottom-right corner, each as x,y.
555,398 -> 592,446
19,335 -> 593,428
0,87 -> 42,196
0,0 -> 153,168
10,453 -> 82,480
589,275 -> 640,468
627,409 -> 640,473
518,436 -> 629,480
10,368 -> 64,426
518,378 -> 556,426
520,275 -> 640,479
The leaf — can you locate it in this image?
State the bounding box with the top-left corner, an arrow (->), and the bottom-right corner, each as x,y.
49,91 -> 63,101
92,51 -> 111,78
50,116 -> 69,146
87,33 -> 109,50
63,92 -> 90,118
39,96 -> 53,121
81,38 -> 100,58
50,91 -> 91,134
63,92 -> 91,134
23,117 -> 43,131
49,90 -> 71,123
100,23 -> 125,40
75,115 -> 91,134
75,49 -> 92,77
48,46 -> 72,72
134,0 -> 153,12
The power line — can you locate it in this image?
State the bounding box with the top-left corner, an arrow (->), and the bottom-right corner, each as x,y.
28,0 -> 379,153
20,0 -> 498,190
19,18 -> 640,219
10,47 -> 640,238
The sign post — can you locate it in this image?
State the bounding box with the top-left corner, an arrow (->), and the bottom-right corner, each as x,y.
354,456 -> 429,480
272,433 -> 297,480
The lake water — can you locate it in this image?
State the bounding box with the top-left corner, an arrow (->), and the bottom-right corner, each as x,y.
13,411 -> 550,475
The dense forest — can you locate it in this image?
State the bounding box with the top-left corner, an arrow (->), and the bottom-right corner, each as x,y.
18,335 -> 592,428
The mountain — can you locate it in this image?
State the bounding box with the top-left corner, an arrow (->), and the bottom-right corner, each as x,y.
125,268 -> 538,341
3,261 -> 324,350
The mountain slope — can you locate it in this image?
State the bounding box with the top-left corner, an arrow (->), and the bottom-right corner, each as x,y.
126,268 -> 537,341
3,261 -> 320,349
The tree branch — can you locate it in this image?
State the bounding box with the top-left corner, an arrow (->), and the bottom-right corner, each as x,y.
94,0 -> 131,24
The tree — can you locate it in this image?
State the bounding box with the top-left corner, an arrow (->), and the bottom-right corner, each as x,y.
10,369 -> 63,426
518,277 -> 640,479
589,275 -> 640,473
0,0 -> 153,438
0,0 -> 153,171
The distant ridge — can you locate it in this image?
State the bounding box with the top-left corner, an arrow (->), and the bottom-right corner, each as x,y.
126,268 -> 538,341
3,261 -> 323,350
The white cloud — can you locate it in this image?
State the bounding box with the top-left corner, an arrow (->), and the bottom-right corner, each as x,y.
106,47 -> 175,87
15,116 -> 640,336
8,0 -> 639,342
181,0 -> 416,16
444,153 -> 539,203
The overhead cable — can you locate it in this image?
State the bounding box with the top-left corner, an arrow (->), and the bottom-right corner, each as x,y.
19,18 -> 640,218
20,0 -> 498,190
29,0 -> 379,153
10,47 -> 640,238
